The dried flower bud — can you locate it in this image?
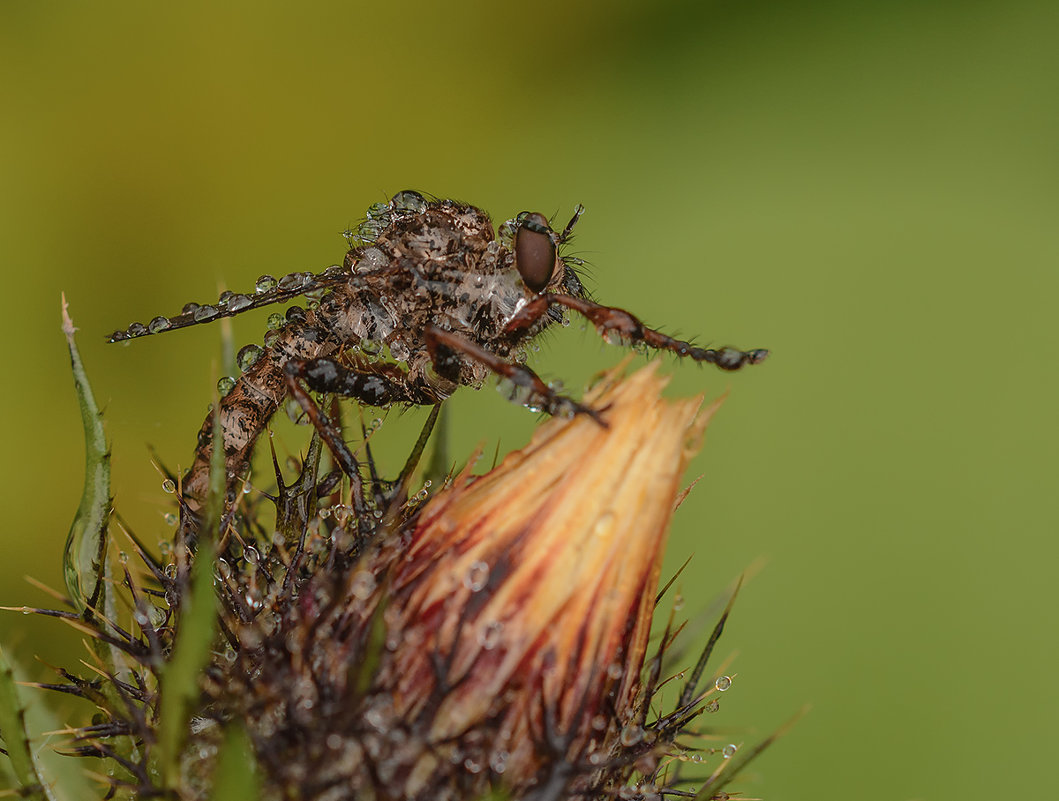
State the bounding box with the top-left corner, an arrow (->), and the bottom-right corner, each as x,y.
357,363 -> 717,797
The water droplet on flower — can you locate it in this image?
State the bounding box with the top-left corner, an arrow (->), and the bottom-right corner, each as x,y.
217,376 -> 236,397
477,620 -> 504,650
464,561 -> 490,591
620,725 -> 644,746
593,511 -> 616,539
489,750 -> 508,774
350,570 -> 376,600
161,478 -> 177,494
148,315 -> 171,333
715,675 -> 733,692
722,743 -> 738,759
607,662 -> 624,679
255,274 -> 277,293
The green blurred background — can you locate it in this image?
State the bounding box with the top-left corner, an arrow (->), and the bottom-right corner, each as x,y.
2,1 -> 1056,798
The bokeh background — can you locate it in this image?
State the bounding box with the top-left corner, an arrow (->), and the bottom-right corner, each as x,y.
2,1 -> 1056,798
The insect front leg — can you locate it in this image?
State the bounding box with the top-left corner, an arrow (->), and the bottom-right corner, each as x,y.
423,325 -> 607,424
503,295 -> 769,371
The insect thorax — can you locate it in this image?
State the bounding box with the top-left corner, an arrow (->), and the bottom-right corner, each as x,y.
334,197 -> 548,388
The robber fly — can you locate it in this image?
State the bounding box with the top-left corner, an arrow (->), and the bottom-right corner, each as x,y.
109,191 -> 767,527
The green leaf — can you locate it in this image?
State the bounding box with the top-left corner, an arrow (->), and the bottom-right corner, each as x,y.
156,409 -> 224,789
207,725 -> 259,801
0,646 -> 48,801
60,298 -> 112,619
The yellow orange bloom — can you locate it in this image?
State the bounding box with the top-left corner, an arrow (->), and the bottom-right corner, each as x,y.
363,364 -> 719,796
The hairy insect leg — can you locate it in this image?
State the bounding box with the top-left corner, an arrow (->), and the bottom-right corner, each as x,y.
424,325 -> 606,424
504,294 -> 770,370
283,361 -> 382,523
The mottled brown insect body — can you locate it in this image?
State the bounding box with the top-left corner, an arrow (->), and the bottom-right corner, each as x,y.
109,191 -> 767,523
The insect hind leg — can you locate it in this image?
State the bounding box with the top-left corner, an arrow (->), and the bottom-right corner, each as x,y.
503,294 -> 769,371
283,358 -> 416,522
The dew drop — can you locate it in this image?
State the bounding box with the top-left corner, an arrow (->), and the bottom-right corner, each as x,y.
705,699 -> 720,713
477,620 -> 504,650
357,219 -> 383,241
489,750 -> 508,774
266,312 -> 285,330
285,305 -> 306,323
148,315 -> 172,333
235,344 -> 264,372
118,551 -> 129,565
463,560 -> 490,592
591,714 -> 608,731
161,478 -> 177,494
217,376 -> 236,397
722,744 -> 738,759
593,511 -> 616,539
360,247 -> 388,271
350,570 -> 376,600
390,190 -> 427,215
182,302 -> 200,315
606,662 -> 624,680
620,725 -> 644,747
227,293 -> 252,311
126,322 -> 147,337
278,272 -> 310,291
365,201 -> 390,220
715,675 -> 733,692
216,558 -> 232,580
244,545 -> 260,565
193,304 -> 218,322
164,512 -> 177,526
255,274 -> 277,293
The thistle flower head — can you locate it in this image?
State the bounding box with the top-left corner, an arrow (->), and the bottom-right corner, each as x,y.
351,363 -> 716,796
5,336 -> 787,801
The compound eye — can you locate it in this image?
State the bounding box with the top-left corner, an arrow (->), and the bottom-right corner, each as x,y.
515,212 -> 557,294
